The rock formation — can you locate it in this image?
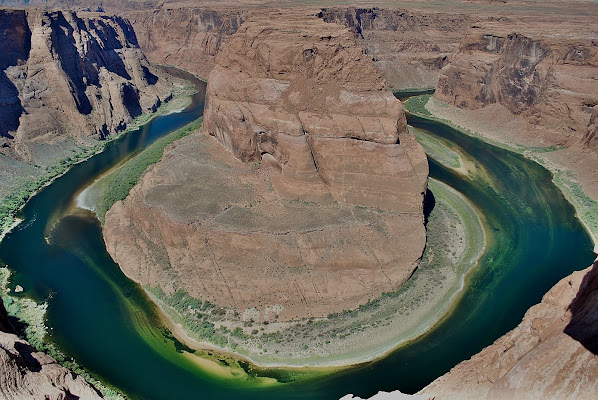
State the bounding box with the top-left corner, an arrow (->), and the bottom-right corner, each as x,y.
0,7 -> 181,199
127,5 -> 245,80
436,29 -> 598,151
420,261 -> 598,399
317,7 -> 473,91
0,298 -> 103,399
104,11 -> 428,324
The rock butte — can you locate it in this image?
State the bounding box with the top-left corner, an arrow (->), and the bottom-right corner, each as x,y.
103,11 -> 428,322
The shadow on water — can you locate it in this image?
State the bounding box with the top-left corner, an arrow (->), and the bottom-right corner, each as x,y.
423,188 -> 436,226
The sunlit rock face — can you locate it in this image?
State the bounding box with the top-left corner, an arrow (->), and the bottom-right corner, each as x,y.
0,8 -> 177,162
104,11 -> 428,323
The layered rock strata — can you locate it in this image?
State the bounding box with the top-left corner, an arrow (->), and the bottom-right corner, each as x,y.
128,5 -> 245,79
317,7 -> 474,91
420,261 -> 598,399
0,8 -> 179,167
0,298 -> 102,400
436,29 -> 598,153
104,12 -> 428,323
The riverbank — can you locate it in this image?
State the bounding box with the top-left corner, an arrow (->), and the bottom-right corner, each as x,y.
0,69 -> 199,399
405,95 -> 598,244
0,77 -> 197,240
77,117 -> 203,222
0,267 -> 126,400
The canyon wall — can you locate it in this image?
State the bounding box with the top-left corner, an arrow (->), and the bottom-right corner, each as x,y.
0,8 -> 181,198
0,8 -> 176,151
126,5 -> 474,90
317,7 -> 474,91
0,298 -> 103,399
420,260 -> 598,399
104,11 -> 428,324
127,5 -> 245,79
436,29 -> 598,150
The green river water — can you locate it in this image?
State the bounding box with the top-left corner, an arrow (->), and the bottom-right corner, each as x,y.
0,74 -> 594,399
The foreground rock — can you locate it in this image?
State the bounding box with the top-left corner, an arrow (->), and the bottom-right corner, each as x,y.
105,11 -> 427,331
419,260 -> 598,399
0,8 -> 181,199
0,298 -> 102,400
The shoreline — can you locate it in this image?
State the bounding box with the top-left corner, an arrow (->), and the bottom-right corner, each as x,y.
408,95 -> 598,246
0,80 -> 197,245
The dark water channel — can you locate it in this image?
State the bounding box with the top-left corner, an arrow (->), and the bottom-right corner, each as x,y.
0,80 -> 593,399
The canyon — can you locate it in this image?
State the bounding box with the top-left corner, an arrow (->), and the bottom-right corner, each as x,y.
0,0 -> 597,399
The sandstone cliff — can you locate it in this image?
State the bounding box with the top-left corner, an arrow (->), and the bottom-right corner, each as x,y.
0,298 -> 103,400
420,261 -> 598,399
0,8 -> 181,199
127,5 -> 245,79
104,11 -> 428,325
436,29 -> 598,151
317,7 -> 474,91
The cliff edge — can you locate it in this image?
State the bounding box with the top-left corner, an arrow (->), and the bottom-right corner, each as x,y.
420,261 -> 598,399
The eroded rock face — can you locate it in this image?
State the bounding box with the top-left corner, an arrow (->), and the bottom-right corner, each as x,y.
0,8 -> 177,162
104,12 -> 428,322
0,299 -> 102,400
317,7 -> 474,91
436,31 -> 598,147
128,5 -> 245,80
202,11 -> 427,212
420,261 -> 598,399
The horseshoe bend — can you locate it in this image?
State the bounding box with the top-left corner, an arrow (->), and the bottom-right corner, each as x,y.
103,11 -> 430,363
0,1 -> 597,399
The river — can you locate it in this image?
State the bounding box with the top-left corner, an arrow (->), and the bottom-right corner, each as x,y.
0,73 -> 593,399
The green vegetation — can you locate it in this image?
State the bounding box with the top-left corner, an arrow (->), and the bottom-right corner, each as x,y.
0,82 -> 197,235
94,117 -> 203,222
554,171 -> 598,241
403,94 -> 433,116
405,94 -> 598,243
0,268 -> 125,400
146,285 -> 230,348
0,144 -> 102,233
411,126 -> 462,169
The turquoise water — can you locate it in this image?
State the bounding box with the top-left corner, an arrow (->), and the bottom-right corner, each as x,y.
0,82 -> 593,399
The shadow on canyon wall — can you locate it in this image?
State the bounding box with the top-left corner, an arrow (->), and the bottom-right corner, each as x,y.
565,260 -> 598,355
